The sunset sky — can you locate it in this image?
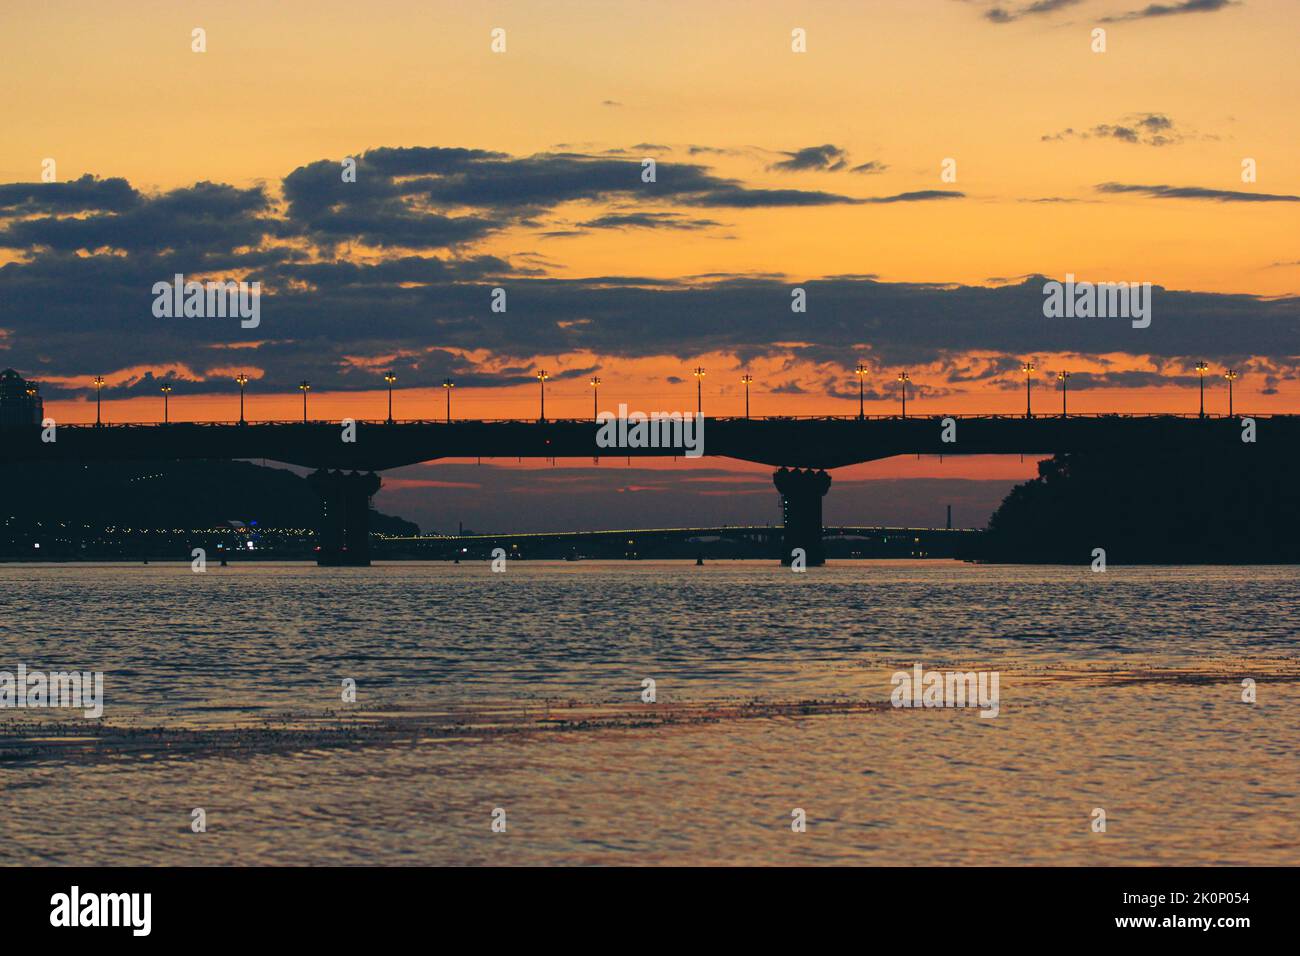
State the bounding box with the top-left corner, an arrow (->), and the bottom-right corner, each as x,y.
1,0 -> 1296,531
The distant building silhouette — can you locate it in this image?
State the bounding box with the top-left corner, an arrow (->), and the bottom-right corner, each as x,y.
0,369 -> 43,425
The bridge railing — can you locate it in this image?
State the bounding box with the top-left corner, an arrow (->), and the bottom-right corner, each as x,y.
13,412 -> 1288,429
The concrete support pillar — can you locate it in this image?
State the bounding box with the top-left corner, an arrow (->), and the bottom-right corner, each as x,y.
307,469 -> 381,566
773,467 -> 832,566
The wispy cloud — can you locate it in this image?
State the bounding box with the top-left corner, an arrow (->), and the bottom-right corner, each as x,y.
1097,182 -> 1300,202
768,144 -> 889,176
860,190 -> 965,204
1101,0 -> 1238,23
577,212 -> 724,231
1043,113 -> 1186,147
985,0 -> 1084,24
769,144 -> 850,173
1018,196 -> 1097,203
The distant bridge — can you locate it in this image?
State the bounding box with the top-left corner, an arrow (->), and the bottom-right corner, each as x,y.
379,524 -> 984,561
2,413 -> 1289,566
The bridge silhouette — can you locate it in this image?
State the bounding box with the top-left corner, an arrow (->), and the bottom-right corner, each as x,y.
3,412 -> 1291,566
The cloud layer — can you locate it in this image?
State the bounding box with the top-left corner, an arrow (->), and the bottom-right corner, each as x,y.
0,145 -> 1295,403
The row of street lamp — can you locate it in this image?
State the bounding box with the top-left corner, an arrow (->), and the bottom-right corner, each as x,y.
1018,362 -> 1241,419
81,363 -> 1247,425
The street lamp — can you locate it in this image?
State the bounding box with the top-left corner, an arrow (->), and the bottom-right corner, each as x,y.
383,372 -> 397,423
1195,361 -> 1209,417
1022,361 -> 1036,418
897,371 -> 909,418
299,380 -> 311,423
1224,368 -> 1238,417
536,369 -> 549,422
443,378 -> 455,423
589,376 -> 600,421
235,373 -> 249,424
693,366 -> 706,417
160,383 -> 172,424
855,363 -> 867,420
93,375 -> 105,426
1057,370 -> 1070,417
741,373 -> 754,419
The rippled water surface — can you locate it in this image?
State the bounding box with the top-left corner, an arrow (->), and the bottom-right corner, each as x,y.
1,561 -> 1297,865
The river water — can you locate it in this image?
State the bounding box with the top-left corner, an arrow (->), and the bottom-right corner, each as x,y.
1,561 -> 1296,865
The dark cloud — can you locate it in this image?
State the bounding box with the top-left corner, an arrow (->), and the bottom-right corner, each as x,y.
276,147 -> 875,245
0,147 -> 902,263
6,252 -> 1297,401
1097,182 -> 1300,202
1101,0 -> 1237,23
850,161 -> 888,175
355,146 -> 510,176
0,181 -> 274,255
769,380 -> 808,395
0,174 -> 139,214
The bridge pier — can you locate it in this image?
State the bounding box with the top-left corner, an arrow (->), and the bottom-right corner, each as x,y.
307,469 -> 381,566
773,467 -> 832,566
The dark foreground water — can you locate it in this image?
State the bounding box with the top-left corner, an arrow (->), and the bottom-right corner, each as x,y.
1,561 -> 1296,865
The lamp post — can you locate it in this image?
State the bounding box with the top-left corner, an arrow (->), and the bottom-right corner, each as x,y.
589,376 -> 600,421
235,373 -> 249,424
299,380 -> 311,423
741,373 -> 753,419
1022,361 -> 1036,418
384,372 -> 397,424
536,369 -> 549,422
855,363 -> 867,420
1224,368 -> 1238,417
897,371 -> 909,418
93,375 -> 105,426
1195,361 -> 1209,417
161,383 -> 172,424
693,367 -> 705,416
1057,370 -> 1070,417
443,378 -> 455,423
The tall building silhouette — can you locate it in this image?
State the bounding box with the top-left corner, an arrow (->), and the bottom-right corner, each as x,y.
0,369 -> 43,425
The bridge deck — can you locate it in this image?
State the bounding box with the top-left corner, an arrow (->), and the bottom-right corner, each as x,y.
2,414 -> 1289,471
